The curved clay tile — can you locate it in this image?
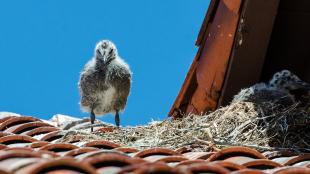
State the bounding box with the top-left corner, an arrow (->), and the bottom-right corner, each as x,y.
0,117 -> 40,131
0,132 -> 12,138
3,146 -> 58,159
134,148 -> 180,158
114,163 -> 151,174
0,150 -> 42,160
0,157 -> 43,173
0,135 -> 38,145
242,159 -> 282,169
0,145 -> 7,150
272,154 -> 310,166
175,159 -> 206,167
143,155 -> 188,163
23,126 -> 59,137
224,156 -> 282,169
75,149 -> 127,160
0,116 -> 17,124
263,151 -> 298,160
2,147 -> 33,152
14,157 -> 97,174
210,161 -> 246,171
39,143 -> 78,153
114,147 -> 139,153
63,147 -> 99,157
230,169 -> 267,174
270,166 -> 310,174
182,151 -> 215,160
0,169 -> 12,174
28,141 -> 50,148
5,121 -> 53,134
207,146 -> 266,161
292,161 -> 310,168
82,140 -> 120,149
133,163 -> 190,174
96,166 -> 123,174
178,163 -> 230,174
0,150 -> 47,172
36,150 -> 60,158
39,131 -> 65,142
1,148 -> 57,159
83,153 -> 145,169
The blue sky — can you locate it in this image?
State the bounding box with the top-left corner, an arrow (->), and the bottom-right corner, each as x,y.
0,0 -> 209,126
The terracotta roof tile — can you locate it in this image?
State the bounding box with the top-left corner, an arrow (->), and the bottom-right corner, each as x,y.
22,126 -> 59,137
114,147 -> 139,153
0,117 -> 41,131
0,132 -> 12,138
63,147 -> 99,157
207,146 -> 267,161
132,163 -> 189,174
75,150 -> 126,160
182,151 -> 215,160
182,163 -> 231,174
142,155 -> 187,163
272,154 -> 310,166
267,166 -> 310,174
134,147 -> 180,158
0,135 -> 38,146
28,141 -> 50,148
230,169 -> 267,174
0,116 -> 17,124
82,140 -> 120,149
5,121 -> 53,134
210,161 -> 246,171
15,158 -> 97,174
39,143 -> 78,153
39,130 -> 65,142
83,152 -> 145,169
224,156 -> 282,169
0,115 -> 309,173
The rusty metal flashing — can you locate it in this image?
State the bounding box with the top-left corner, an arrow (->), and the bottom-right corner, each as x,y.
169,0 -> 242,117
196,0 -> 220,46
169,0 -> 220,117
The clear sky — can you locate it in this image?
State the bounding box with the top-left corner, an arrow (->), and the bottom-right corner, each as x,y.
0,0 -> 209,126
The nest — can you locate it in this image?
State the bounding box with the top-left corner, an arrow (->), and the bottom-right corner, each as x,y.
58,70 -> 310,152
58,100 -> 310,152
207,101 -> 309,149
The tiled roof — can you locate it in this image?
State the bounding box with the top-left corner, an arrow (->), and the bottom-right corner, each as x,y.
0,115 -> 309,174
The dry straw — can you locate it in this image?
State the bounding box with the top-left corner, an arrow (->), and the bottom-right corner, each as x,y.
58,100 -> 310,152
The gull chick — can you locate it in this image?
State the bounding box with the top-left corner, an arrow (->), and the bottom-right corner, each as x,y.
78,40 -> 132,131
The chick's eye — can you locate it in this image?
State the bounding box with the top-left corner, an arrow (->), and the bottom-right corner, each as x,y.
102,43 -> 108,48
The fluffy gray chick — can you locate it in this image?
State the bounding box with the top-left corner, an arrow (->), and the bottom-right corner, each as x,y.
233,70 -> 310,107
78,40 -> 132,131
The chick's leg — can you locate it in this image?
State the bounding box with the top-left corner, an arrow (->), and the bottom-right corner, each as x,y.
90,108 -> 95,132
115,110 -> 120,128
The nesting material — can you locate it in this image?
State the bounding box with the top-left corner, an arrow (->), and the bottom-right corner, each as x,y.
58,100 -> 309,152
58,70 -> 310,151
